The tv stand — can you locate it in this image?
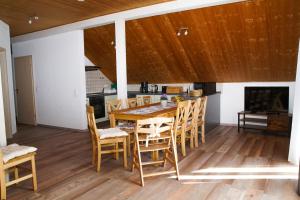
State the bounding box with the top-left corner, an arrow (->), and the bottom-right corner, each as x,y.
238,111 -> 292,136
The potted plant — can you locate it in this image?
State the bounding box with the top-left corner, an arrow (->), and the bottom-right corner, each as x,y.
160,94 -> 168,107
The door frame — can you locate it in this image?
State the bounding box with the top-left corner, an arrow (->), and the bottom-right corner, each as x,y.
14,55 -> 37,126
0,47 -> 12,138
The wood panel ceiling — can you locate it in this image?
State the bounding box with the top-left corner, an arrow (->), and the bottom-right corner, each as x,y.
84,0 -> 300,83
0,0 -> 172,36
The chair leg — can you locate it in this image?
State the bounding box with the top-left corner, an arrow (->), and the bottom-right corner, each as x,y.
194,126 -> 199,148
0,169 -> 6,200
201,125 -> 205,144
31,156 -> 38,191
163,149 -> 167,167
171,133 -> 180,180
92,145 -> 96,165
97,144 -> 102,172
181,130 -> 186,156
132,141 -> 137,172
190,130 -> 194,149
115,143 -> 119,160
123,139 -> 128,169
14,167 -> 19,183
127,133 -> 131,157
137,148 -> 144,186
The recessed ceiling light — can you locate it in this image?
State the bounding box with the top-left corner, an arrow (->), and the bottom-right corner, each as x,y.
77,0 -> 85,2
28,15 -> 39,24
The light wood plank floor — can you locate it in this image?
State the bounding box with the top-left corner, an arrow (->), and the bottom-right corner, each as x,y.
6,125 -> 299,200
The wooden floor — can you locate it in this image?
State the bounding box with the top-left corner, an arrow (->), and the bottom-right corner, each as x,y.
6,125 -> 299,200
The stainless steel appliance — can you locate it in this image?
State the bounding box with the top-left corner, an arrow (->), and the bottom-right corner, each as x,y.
150,84 -> 158,93
162,86 -> 167,94
140,82 -> 148,93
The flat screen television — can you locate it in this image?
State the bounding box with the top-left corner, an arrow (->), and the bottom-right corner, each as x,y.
244,87 -> 289,113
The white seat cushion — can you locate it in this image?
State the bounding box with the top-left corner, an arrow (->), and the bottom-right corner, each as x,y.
1,144 -> 37,163
98,128 -> 128,139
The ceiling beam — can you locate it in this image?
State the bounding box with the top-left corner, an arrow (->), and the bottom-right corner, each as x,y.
12,0 -> 245,43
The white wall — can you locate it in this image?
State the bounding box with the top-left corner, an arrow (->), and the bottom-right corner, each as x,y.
12,30 -> 87,130
219,82 -> 295,125
288,41 -> 300,165
0,20 -> 17,138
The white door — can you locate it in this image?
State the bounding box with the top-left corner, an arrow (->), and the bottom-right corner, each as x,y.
14,56 -> 36,125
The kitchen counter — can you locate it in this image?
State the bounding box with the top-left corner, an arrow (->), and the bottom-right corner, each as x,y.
128,91 -> 221,97
87,92 -> 117,97
87,91 -> 221,97
128,91 -> 183,96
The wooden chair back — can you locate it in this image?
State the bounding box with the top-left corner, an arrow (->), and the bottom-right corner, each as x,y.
107,99 -> 122,113
86,106 -> 100,144
174,100 -> 191,133
198,96 -> 208,122
137,96 -> 143,106
126,98 -> 138,108
143,96 -> 152,105
136,117 -> 174,146
187,100 -> 196,124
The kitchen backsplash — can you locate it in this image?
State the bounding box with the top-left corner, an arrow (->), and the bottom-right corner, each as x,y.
85,70 -> 112,94
127,83 -> 194,92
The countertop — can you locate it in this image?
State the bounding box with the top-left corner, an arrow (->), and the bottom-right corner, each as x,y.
128,91 -> 221,96
86,92 -> 117,97
87,91 -> 220,97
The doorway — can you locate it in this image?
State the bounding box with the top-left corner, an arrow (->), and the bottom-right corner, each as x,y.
0,48 -> 12,138
14,56 -> 36,125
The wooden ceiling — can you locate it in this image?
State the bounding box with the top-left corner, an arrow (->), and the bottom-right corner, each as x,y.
0,0 -> 171,36
85,0 -> 300,83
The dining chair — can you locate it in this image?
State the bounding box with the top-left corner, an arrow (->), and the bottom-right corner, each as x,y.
143,96 -> 152,105
136,96 -> 143,106
185,98 -> 201,149
126,98 -> 138,108
107,99 -> 134,157
0,144 -> 38,200
197,96 -> 208,145
106,99 -> 122,113
87,106 -> 128,172
132,117 -> 180,186
173,100 -> 190,156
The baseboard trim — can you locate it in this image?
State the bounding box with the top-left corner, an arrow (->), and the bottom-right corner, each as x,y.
220,123 -> 238,127
37,124 -> 88,133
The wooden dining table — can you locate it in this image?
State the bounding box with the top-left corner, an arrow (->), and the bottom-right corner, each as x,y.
109,102 -> 178,127
109,102 -> 178,160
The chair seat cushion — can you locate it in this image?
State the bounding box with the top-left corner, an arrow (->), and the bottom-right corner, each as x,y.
98,128 -> 128,139
1,144 -> 37,163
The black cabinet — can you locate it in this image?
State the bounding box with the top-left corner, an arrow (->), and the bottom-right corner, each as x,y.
193,82 -> 216,95
88,95 -> 105,119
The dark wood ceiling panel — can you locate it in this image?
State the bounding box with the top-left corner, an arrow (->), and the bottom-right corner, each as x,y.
84,24 -> 116,82
0,0 -> 172,36
85,0 -> 300,83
